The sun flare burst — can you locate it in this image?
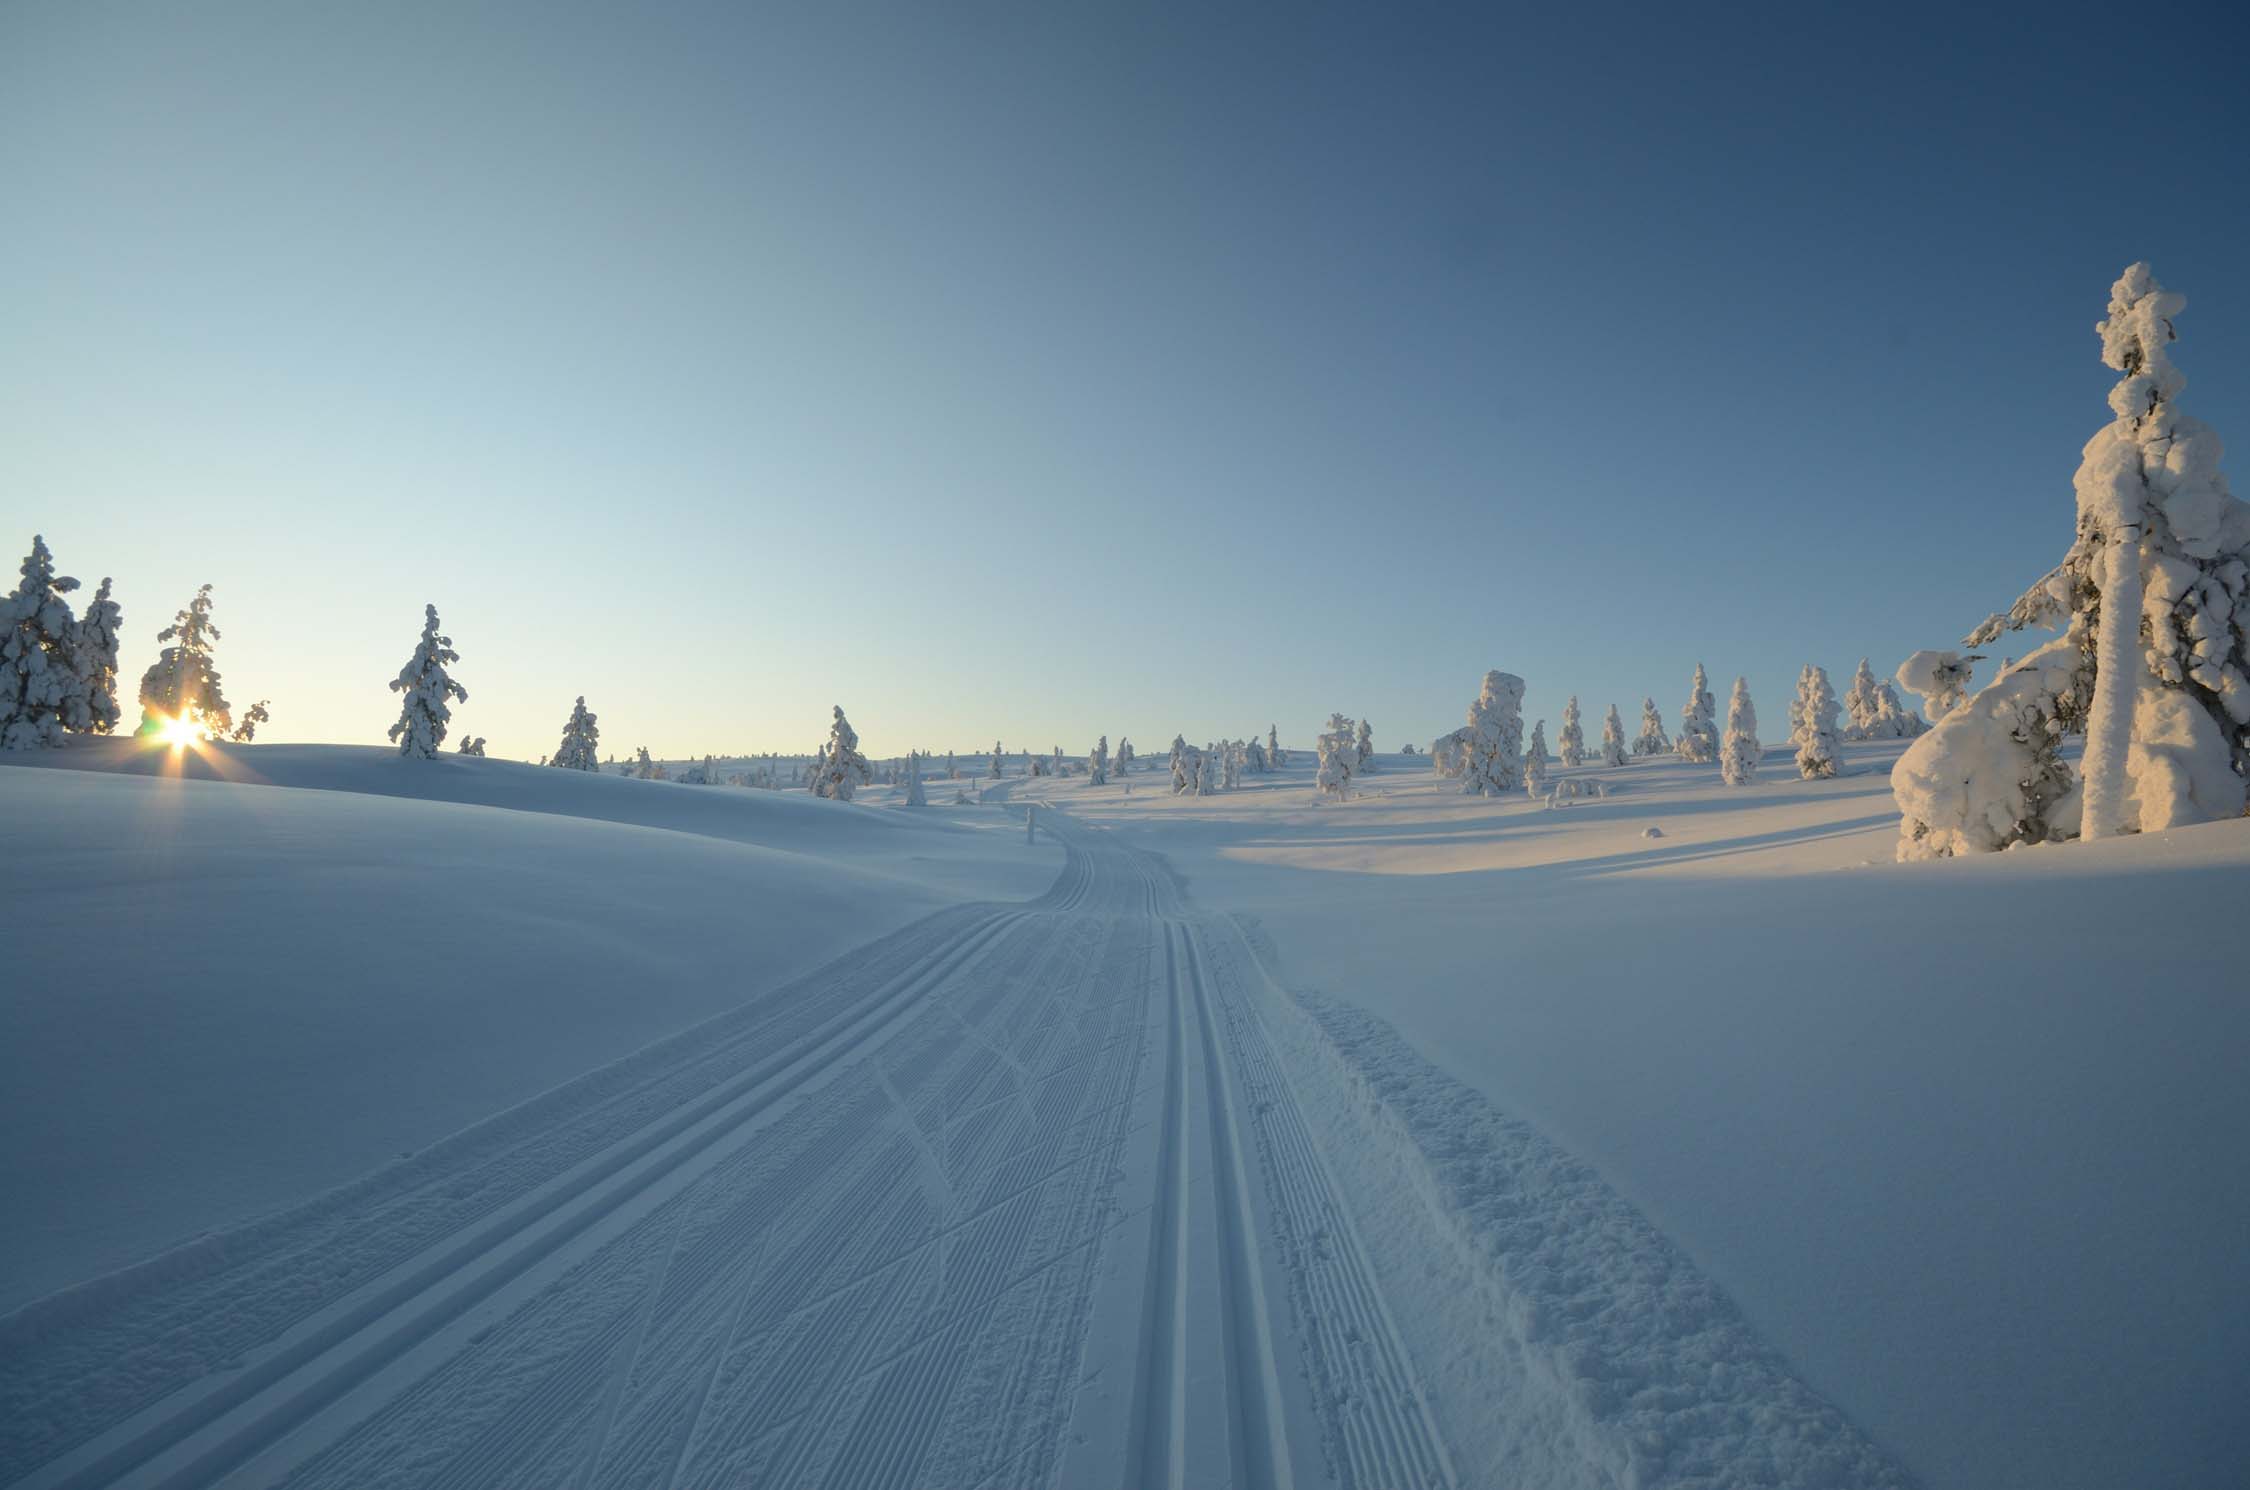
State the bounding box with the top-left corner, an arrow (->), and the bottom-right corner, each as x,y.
154,712 -> 209,749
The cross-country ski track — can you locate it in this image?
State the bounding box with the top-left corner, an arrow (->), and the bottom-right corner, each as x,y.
0,796 -> 1911,1490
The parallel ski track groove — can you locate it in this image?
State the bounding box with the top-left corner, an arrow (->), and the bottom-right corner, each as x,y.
29,908 -> 1031,1490
15,805 -> 1466,1490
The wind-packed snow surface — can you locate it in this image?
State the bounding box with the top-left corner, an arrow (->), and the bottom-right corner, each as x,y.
4,738 -> 2242,1490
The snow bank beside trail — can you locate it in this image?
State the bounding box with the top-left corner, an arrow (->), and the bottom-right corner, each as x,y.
0,756 -> 1054,1310
1234,949 -> 1910,1486
1063,748 -> 2249,1490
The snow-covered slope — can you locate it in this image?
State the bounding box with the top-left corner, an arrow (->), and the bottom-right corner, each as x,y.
6,737 -> 2240,1490
1048,743 -> 2250,1490
0,741 -> 1055,1309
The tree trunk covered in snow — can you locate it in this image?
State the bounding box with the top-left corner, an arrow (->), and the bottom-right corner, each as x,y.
2079,537 -> 2143,839
1894,263 -> 2250,858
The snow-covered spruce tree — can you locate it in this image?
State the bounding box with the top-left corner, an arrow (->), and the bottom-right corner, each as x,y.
1719,677 -> 1760,785
386,604 -> 466,759
812,706 -> 873,800
1169,734 -> 1194,794
1599,704 -> 1628,767
1460,669 -> 1524,796
634,746 -> 667,781
1527,718 -> 1550,765
1222,740 -> 1242,790
1873,680 -> 1926,738
1632,697 -> 1669,757
1676,662 -> 1718,763
1898,263 -> 2250,856
1088,734 -> 1109,785
1522,735 -> 1549,798
552,696 -> 601,770
1028,751 -> 1047,777
232,701 -> 271,742
1051,744 -> 1065,776
1842,658 -> 1885,740
1193,741 -> 1216,796
457,734 -> 486,756
139,583 -> 233,738
1246,734 -> 1267,772
1355,719 -> 1374,771
1430,727 -> 1470,778
905,750 -> 928,806
1,535 -> 82,749
1315,713 -> 1356,799
1792,665 -> 1842,779
64,575 -> 123,736
1557,695 -> 1586,767
1894,650 -> 1977,722
989,740 -> 1004,779
1116,737 -> 1134,775
1268,724 -> 1286,768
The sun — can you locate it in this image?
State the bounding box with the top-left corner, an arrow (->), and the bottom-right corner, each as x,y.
155,712 -> 209,749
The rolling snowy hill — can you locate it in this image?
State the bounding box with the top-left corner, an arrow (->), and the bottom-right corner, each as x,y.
3,737 -> 2242,1490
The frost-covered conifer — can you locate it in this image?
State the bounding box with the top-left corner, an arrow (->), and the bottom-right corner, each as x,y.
1899,265 -> 2250,855
1460,670 -> 1524,796
1222,740 -> 1242,789
1527,718 -> 1549,765
232,701 -> 270,742
1632,697 -> 1669,757
457,734 -> 486,756
1267,724 -> 1285,768
1169,734 -> 1193,794
1431,728 -> 1469,778
634,746 -> 666,780
1,536 -> 83,749
1792,665 -> 1841,779
1557,696 -> 1586,767
139,583 -> 234,738
1842,659 -> 1885,740
1197,741 -> 1219,795
1315,713 -> 1356,798
1355,719 -> 1374,770
1599,704 -> 1628,767
386,604 -> 465,759
553,697 -> 601,770
1088,734 -> 1109,785
1676,663 -> 1718,763
1719,677 -> 1760,785
989,740 -> 1004,778
1522,736 -> 1548,798
1894,651 -> 1977,722
1028,751 -> 1047,777
1246,734 -> 1267,772
812,706 -> 873,800
1116,737 -> 1134,775
64,575 -> 123,736
1874,681 -> 1925,738
905,750 -> 928,806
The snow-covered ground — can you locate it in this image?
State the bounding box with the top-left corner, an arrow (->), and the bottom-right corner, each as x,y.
0,741 -> 1055,1308
2,738 -> 2242,1490
1044,742 -> 2250,1490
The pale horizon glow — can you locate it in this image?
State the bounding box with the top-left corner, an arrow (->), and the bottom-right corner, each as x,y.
4,4 -> 2247,760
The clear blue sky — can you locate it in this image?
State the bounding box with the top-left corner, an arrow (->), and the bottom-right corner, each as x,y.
5,2 -> 2246,759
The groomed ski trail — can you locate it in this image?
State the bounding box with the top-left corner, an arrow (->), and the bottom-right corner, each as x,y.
0,801 -> 1455,1490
